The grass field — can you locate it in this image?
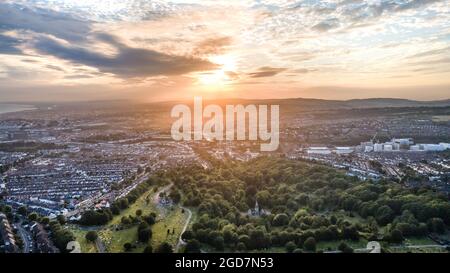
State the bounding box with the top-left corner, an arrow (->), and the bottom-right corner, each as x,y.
109,188 -> 157,226
389,246 -> 448,253
68,226 -> 97,253
79,184 -> 189,253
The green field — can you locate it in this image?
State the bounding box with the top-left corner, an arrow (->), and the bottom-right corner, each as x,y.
67,226 -> 97,253
75,185 -> 189,253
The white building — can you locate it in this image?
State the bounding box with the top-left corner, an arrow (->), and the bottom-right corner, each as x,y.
420,144 -> 445,151
410,145 -> 421,151
383,144 -> 393,151
392,138 -> 414,145
374,143 -> 383,152
335,147 -> 354,154
307,147 -> 331,155
439,143 -> 450,150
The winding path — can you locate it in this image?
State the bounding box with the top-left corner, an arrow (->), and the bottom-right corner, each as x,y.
151,182 -> 194,253
175,205 -> 192,252
17,222 -> 31,253
95,237 -> 106,253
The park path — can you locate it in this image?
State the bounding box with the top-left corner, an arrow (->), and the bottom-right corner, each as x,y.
151,182 -> 193,253
175,205 -> 192,252
95,237 -> 106,253
324,244 -> 447,253
152,182 -> 174,217
152,183 -> 174,204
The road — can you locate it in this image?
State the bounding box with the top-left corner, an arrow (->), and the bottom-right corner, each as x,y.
95,238 -> 106,253
150,182 -> 194,253
324,244 -> 447,253
17,222 -> 31,253
388,244 -> 447,250
175,205 -> 192,253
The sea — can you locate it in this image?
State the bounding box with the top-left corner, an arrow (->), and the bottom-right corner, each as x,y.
0,104 -> 36,114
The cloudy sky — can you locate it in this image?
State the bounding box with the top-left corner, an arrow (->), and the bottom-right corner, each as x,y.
0,0 -> 449,102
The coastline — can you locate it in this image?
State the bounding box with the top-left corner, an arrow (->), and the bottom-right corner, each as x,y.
0,104 -> 37,115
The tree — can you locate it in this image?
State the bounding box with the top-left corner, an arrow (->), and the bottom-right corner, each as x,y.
184,239 -> 201,253
85,231 -> 98,242
427,218 -> 445,234
49,220 -> 75,252
28,212 -> 38,222
41,217 -> 50,225
330,215 -> 338,225
212,236 -> 225,251
303,237 -> 316,252
110,204 -> 120,215
119,198 -> 129,209
285,241 -> 296,253
121,216 -> 131,225
80,210 -> 111,226
155,242 -> 173,253
138,228 -> 152,243
123,242 -> 132,252
143,245 -> 153,253
272,213 -> 289,226
136,209 -> 143,217
143,214 -> 155,225
387,229 -> 404,244
4,205 -> 12,213
17,206 -> 27,216
138,221 -> 150,231
248,229 -> 271,250
342,225 -> 360,241
169,190 -> 181,203
375,205 -> 395,226
236,242 -> 247,251
181,230 -> 194,241
338,242 -> 353,253
256,190 -> 271,207
57,214 -> 66,225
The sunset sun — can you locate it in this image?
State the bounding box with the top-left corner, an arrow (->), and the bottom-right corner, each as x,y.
196,55 -> 237,89
197,70 -> 228,87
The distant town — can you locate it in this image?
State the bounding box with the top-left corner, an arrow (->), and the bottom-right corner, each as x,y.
0,99 -> 449,253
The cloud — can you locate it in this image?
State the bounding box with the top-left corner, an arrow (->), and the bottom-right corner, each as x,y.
225,71 -> 240,80
312,18 -> 340,32
410,57 -> 450,66
64,74 -> 94,79
6,0 -> 187,23
0,34 -> 22,54
393,0 -> 441,12
406,46 -> 450,59
45,65 -> 65,72
32,34 -> 218,78
292,68 -> 316,74
342,0 -> 441,23
193,36 -> 233,56
248,66 -> 286,78
0,2 -> 91,43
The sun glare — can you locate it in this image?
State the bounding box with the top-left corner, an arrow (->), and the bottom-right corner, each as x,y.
198,70 -> 228,86
196,55 -> 237,89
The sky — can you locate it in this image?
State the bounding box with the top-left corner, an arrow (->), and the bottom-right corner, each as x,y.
0,0 -> 449,102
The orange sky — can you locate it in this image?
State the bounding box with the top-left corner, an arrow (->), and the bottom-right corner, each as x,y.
0,0 -> 449,102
